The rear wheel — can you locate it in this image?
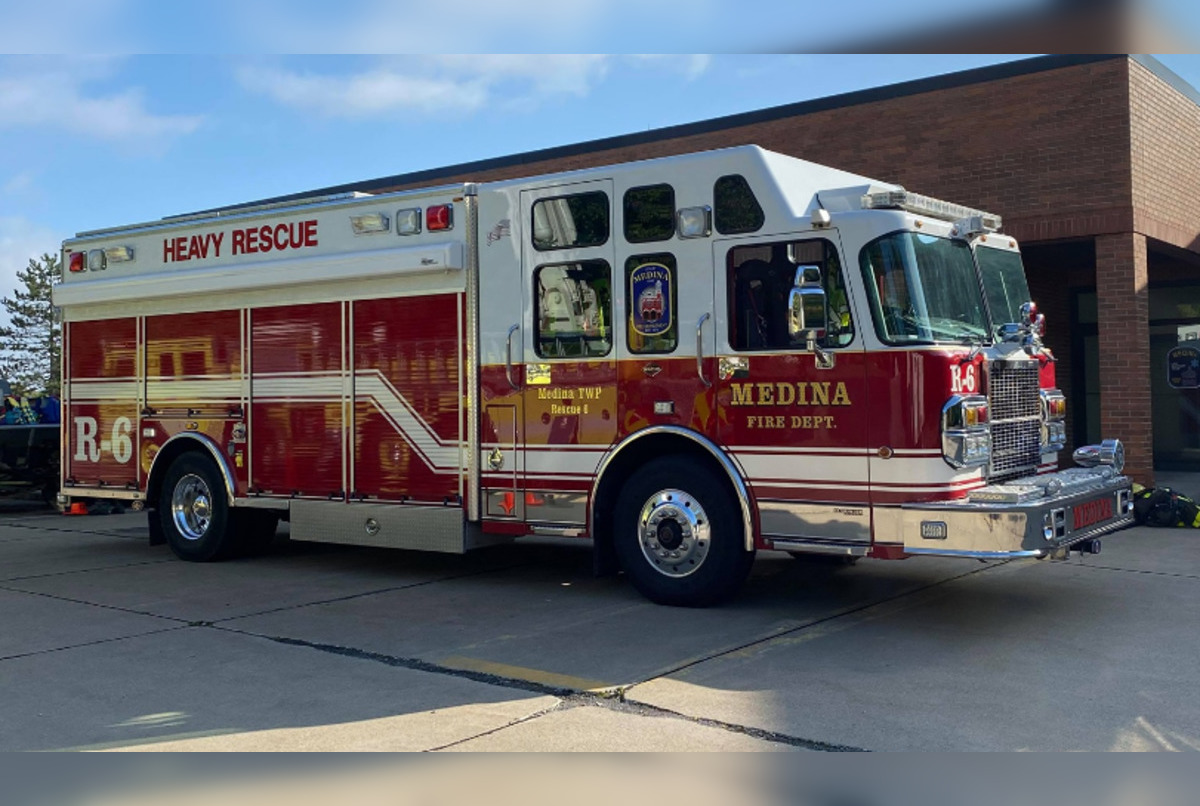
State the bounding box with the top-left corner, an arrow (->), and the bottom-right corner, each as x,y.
159,452 -> 235,562
614,456 -> 754,607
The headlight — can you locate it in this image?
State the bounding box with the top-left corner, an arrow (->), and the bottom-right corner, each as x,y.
1041,421 -> 1067,452
942,395 -> 991,469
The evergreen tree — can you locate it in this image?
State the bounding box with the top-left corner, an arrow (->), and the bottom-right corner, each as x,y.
0,253 -> 61,397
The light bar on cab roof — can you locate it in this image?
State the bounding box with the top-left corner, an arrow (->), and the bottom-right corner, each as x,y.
861,189 -> 1002,232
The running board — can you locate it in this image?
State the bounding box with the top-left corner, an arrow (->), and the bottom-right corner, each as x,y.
768,538 -> 869,557
289,500 -> 509,553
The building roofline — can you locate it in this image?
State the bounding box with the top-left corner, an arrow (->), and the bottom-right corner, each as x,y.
198,54 -> 1135,215
1132,54 -> 1200,108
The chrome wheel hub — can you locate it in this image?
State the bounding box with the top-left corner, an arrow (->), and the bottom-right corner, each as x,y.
172,473 -> 213,541
637,489 -> 710,578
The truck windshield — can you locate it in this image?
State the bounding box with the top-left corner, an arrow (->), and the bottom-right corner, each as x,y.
975,245 -> 1032,332
860,231 -> 989,344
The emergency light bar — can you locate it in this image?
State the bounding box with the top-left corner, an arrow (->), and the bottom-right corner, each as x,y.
861,189 -> 1002,232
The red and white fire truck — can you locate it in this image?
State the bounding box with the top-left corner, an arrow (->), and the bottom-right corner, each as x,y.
55,146 -> 1135,605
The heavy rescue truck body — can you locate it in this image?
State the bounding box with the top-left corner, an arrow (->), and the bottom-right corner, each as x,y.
55,146 -> 1135,605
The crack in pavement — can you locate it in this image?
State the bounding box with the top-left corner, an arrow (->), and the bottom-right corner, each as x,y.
0,625 -> 190,663
207,564 -> 1015,754
211,562 -> 537,624
623,560 -> 1007,689
1,558 -> 177,583
0,584 -> 193,624
217,626 -> 854,751
1067,562 -> 1200,581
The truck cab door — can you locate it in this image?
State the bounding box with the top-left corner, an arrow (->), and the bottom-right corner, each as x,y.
714,231 -> 873,554
480,180 -> 617,527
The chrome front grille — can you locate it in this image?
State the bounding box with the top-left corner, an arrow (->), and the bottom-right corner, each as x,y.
987,359 -> 1042,481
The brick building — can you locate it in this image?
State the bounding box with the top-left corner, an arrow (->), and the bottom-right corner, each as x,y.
267,54 -> 1200,485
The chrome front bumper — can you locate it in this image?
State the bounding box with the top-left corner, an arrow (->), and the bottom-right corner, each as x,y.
900,467 -> 1135,559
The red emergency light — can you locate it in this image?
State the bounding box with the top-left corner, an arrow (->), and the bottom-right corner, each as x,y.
68,252 -> 86,273
426,204 -> 453,231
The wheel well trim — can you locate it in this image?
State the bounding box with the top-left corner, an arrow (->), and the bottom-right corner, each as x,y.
147,432 -> 238,507
591,426 -> 756,552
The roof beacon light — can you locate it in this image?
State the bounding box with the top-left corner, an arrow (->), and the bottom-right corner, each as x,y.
862,189 -> 1001,232
350,212 -> 390,235
68,252 -> 86,273
426,204 -> 453,231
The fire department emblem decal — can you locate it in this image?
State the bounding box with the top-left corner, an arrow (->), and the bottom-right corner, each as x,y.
630,263 -> 671,337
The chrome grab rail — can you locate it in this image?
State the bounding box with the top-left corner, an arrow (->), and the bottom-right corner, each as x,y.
505,324 -> 520,390
697,313 -> 712,388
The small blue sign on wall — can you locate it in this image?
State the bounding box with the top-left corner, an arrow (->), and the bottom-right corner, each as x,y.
1167,344 -> 1200,389
630,263 -> 672,337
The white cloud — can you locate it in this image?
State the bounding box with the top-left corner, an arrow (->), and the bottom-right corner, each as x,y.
2,172 -> 35,196
0,1 -> 131,53
237,65 -> 487,117
237,55 -> 709,119
0,60 -> 202,148
626,55 -> 711,81
233,0 -> 662,53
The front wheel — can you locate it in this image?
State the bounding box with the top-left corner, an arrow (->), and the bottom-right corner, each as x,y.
614,456 -> 755,607
159,452 -> 235,562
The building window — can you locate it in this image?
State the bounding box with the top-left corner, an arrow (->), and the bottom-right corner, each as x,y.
531,192 -> 609,251
727,239 -> 853,351
624,184 -> 675,243
534,261 -> 612,358
626,254 -> 678,354
714,174 -> 764,235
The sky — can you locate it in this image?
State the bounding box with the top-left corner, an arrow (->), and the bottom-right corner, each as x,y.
1,0 -> 1199,301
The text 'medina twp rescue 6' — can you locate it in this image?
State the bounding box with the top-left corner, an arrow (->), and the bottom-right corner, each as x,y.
55,146 -> 1135,606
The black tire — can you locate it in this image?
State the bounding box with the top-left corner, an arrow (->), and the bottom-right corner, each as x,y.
158,452 -> 236,562
614,456 -> 755,607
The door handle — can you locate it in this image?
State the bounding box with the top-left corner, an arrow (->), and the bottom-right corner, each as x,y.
696,313 -> 712,388
505,324 -> 520,390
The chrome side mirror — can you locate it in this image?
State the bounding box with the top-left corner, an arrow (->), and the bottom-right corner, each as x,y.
788,265 -> 833,369
787,265 -> 826,340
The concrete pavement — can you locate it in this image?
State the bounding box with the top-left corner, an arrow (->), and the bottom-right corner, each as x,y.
1,505 -> 1198,751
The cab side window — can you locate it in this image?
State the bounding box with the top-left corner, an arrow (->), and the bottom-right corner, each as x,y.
534,261 -> 613,358
531,192 -> 609,251
714,174 -> 764,235
727,239 -> 853,351
624,184 -> 675,243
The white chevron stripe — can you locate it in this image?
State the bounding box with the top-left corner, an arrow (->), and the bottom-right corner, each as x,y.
68,378 -> 140,401
148,378 -> 243,400
355,372 -> 461,470
253,374 -> 346,398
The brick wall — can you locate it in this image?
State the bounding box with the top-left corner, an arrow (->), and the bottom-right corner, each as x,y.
1096,232 -> 1153,485
1130,59 -> 1200,254
379,60 -> 1138,250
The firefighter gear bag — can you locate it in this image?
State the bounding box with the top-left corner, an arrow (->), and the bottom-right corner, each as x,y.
1132,484 -> 1200,528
